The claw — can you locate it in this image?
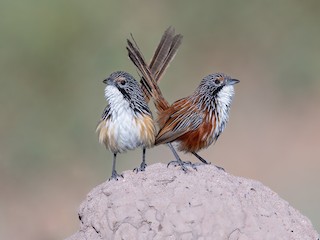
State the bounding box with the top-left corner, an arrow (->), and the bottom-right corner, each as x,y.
133,162 -> 147,173
167,160 -> 198,172
215,165 -> 225,171
109,170 -> 123,181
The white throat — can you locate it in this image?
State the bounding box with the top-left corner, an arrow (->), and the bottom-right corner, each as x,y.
215,85 -> 235,134
105,85 -> 131,115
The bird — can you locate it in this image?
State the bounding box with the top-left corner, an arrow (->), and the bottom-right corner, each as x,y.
96,27 -> 183,180
96,71 -> 156,180
127,38 -> 240,171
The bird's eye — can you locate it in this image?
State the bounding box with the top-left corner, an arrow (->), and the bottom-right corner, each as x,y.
120,80 -> 126,86
214,79 -> 220,85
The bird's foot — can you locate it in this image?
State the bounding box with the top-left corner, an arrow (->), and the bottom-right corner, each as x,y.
167,160 -> 197,172
109,170 -> 123,181
196,156 -> 225,171
133,162 -> 147,173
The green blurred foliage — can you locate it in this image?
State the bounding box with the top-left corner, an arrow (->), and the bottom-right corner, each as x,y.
0,1 -> 319,239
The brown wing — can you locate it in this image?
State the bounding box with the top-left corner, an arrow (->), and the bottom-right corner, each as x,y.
155,98 -> 203,145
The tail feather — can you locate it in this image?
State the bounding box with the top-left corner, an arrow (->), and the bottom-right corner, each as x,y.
154,33 -> 183,82
149,26 -> 176,74
127,39 -> 169,112
126,27 -> 183,111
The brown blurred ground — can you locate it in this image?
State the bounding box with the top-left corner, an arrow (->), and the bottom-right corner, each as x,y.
0,1 -> 319,239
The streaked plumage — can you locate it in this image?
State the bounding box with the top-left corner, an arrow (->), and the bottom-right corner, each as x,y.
156,73 -> 238,153
97,71 -> 156,180
127,38 -> 239,171
97,27 -> 183,180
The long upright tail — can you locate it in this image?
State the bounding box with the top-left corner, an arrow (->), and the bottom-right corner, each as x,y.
126,27 -> 183,112
148,27 -> 183,88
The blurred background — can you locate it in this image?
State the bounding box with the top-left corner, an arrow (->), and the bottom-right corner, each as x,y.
0,0 -> 319,239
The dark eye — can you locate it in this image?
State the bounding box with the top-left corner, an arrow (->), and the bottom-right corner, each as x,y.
120,80 -> 126,86
214,79 -> 220,85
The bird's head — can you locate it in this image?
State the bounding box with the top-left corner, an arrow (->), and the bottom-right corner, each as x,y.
201,73 -> 239,91
103,71 -> 142,102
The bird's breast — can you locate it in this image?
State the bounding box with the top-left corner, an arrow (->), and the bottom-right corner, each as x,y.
97,107 -> 155,153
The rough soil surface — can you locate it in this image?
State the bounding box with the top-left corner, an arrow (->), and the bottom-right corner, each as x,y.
66,163 -> 319,240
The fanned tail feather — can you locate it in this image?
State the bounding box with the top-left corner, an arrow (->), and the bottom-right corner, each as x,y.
126,27 -> 183,111
127,39 -> 169,111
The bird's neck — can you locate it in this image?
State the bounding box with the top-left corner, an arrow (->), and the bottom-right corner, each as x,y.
214,85 -> 235,132
193,85 -> 235,134
104,85 -> 151,117
105,85 -> 129,107
215,85 -> 235,112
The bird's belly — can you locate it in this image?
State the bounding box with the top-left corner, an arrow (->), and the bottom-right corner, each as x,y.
97,114 -> 141,153
97,112 -> 155,153
109,116 -> 142,152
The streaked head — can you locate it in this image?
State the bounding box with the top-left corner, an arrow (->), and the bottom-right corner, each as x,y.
103,71 -> 139,90
202,73 -> 239,89
196,72 -> 239,96
103,71 -> 151,116
103,71 -> 143,100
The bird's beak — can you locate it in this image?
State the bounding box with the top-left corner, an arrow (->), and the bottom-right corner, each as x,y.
226,78 -> 240,85
103,77 -> 113,85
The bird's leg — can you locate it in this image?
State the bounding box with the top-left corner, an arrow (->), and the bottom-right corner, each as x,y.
133,147 -> 147,172
192,152 -> 225,171
167,143 -> 197,172
109,153 -> 123,180
191,152 -> 210,164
